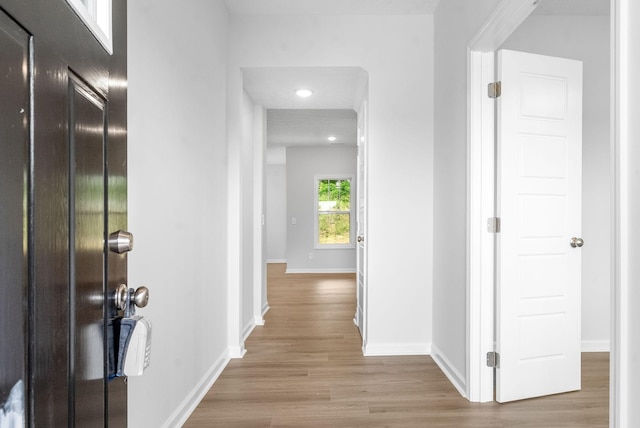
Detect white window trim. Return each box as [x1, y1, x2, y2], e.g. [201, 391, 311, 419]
[314, 174, 356, 250]
[66, 0, 113, 54]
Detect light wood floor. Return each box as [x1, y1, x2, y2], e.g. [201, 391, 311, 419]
[184, 264, 609, 427]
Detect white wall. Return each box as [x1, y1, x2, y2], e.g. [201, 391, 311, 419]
[433, 0, 502, 387]
[241, 90, 255, 338]
[501, 15, 611, 350]
[266, 148, 287, 262]
[286, 146, 357, 272]
[229, 14, 434, 354]
[127, 1, 230, 426]
[253, 105, 268, 323]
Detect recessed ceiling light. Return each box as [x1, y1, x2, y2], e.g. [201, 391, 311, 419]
[328, 136, 337, 142]
[295, 89, 313, 98]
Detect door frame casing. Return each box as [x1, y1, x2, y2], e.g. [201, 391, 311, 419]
[466, 0, 538, 403]
[611, 1, 640, 425]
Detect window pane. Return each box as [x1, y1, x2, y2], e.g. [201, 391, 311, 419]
[317, 179, 350, 212]
[318, 213, 350, 244]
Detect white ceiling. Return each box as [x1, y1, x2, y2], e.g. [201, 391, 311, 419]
[533, 0, 610, 16]
[243, 67, 365, 148]
[267, 110, 357, 147]
[225, 0, 609, 16]
[243, 67, 366, 110]
[241, 0, 609, 149]
[225, 0, 441, 16]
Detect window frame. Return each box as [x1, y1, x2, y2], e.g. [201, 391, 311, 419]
[66, 0, 113, 54]
[314, 174, 356, 250]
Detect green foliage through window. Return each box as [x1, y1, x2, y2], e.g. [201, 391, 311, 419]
[317, 179, 351, 245]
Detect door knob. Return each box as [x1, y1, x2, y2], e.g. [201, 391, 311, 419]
[114, 284, 149, 312]
[570, 237, 584, 248]
[109, 230, 134, 254]
[357, 236, 364, 243]
[132, 287, 150, 308]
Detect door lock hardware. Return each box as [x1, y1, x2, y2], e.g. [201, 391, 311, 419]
[115, 284, 149, 317]
[109, 230, 134, 254]
[570, 237, 584, 248]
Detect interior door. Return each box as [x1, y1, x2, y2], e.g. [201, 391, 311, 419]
[496, 49, 583, 402]
[0, 0, 128, 426]
[355, 101, 368, 345]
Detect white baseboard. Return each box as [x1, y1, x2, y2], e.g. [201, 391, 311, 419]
[582, 340, 611, 352]
[363, 342, 430, 356]
[242, 321, 257, 342]
[285, 268, 357, 274]
[430, 343, 467, 398]
[228, 343, 246, 359]
[242, 309, 271, 342]
[267, 259, 287, 264]
[261, 302, 270, 318]
[161, 351, 230, 428]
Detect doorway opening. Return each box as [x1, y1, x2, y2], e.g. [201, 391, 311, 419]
[238, 66, 369, 352]
[467, 0, 611, 405]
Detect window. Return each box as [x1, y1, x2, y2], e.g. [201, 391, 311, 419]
[315, 176, 354, 248]
[66, 0, 113, 54]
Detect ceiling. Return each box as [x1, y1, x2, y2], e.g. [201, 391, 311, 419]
[267, 110, 357, 147]
[243, 67, 366, 110]
[533, 0, 610, 16]
[225, 0, 441, 16]
[225, 0, 609, 16]
[243, 67, 366, 148]
[240, 0, 609, 150]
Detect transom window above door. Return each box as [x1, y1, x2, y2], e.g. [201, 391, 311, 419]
[66, 0, 112, 53]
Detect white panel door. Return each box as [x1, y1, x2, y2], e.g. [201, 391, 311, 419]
[496, 49, 583, 403]
[355, 101, 368, 344]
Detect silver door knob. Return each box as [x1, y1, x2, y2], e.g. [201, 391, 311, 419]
[109, 230, 134, 254]
[133, 287, 150, 308]
[114, 284, 150, 311]
[357, 236, 364, 243]
[570, 237, 584, 248]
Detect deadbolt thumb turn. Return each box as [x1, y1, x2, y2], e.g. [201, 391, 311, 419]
[570, 237, 584, 248]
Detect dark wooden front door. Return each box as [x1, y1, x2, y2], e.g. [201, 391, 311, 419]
[0, 1, 127, 426]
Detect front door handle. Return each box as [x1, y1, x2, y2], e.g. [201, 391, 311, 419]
[115, 284, 149, 313]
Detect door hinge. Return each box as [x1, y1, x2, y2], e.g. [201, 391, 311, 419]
[487, 351, 500, 368]
[487, 217, 501, 233]
[488, 81, 502, 98]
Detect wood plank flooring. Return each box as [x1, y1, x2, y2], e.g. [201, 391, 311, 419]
[184, 263, 609, 427]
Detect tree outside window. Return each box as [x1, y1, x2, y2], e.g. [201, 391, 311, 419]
[315, 177, 353, 246]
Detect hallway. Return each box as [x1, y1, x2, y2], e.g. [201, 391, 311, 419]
[184, 264, 608, 427]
